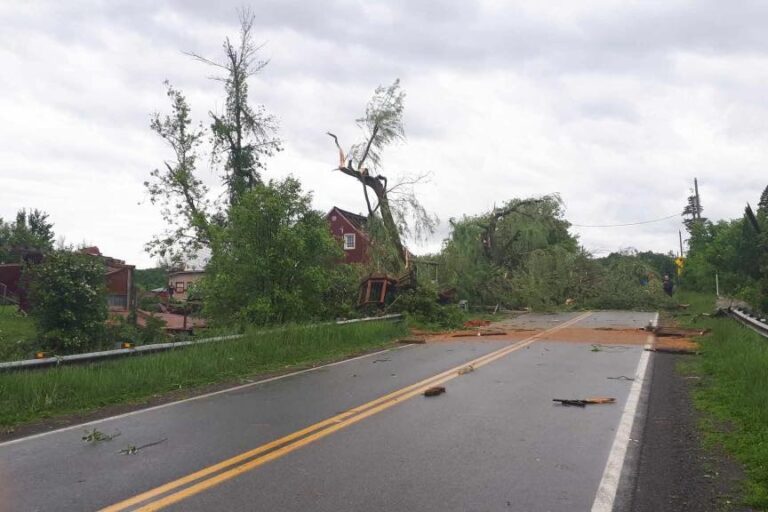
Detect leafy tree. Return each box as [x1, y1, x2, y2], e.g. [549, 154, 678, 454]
[758, 183, 768, 218]
[510, 246, 599, 309]
[588, 258, 673, 310]
[439, 195, 580, 306]
[146, 84, 211, 258]
[146, 10, 280, 259]
[600, 249, 676, 279]
[134, 268, 168, 291]
[0, 209, 55, 263]
[203, 177, 349, 326]
[328, 79, 436, 271]
[27, 250, 107, 352]
[187, 8, 281, 206]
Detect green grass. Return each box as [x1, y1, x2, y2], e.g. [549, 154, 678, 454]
[674, 290, 768, 508]
[0, 305, 36, 361]
[0, 320, 407, 428]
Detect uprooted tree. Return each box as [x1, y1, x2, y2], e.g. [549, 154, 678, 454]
[328, 79, 436, 272]
[145, 9, 280, 260]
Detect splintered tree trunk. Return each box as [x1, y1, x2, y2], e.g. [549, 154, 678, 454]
[334, 162, 407, 271]
[373, 185, 406, 271]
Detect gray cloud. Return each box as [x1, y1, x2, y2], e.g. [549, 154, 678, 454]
[2, 1, 768, 266]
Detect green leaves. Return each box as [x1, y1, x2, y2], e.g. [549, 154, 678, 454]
[27, 251, 107, 352]
[0, 209, 55, 263]
[203, 178, 350, 326]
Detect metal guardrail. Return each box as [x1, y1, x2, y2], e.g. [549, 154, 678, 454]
[0, 314, 404, 372]
[728, 307, 768, 339]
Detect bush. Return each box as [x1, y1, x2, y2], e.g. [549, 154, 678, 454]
[139, 294, 163, 311]
[322, 264, 363, 320]
[27, 251, 107, 353]
[393, 282, 465, 329]
[140, 315, 167, 344]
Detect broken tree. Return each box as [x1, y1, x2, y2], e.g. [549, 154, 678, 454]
[328, 79, 436, 272]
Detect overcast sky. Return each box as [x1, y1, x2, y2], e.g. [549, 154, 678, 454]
[2, 0, 767, 268]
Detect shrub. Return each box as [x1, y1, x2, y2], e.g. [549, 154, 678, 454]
[27, 251, 107, 353]
[393, 282, 465, 329]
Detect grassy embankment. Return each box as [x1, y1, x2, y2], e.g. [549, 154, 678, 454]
[0, 305, 36, 362]
[674, 290, 768, 508]
[0, 320, 406, 429]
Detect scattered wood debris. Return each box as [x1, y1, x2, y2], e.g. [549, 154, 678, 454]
[655, 326, 709, 337]
[451, 330, 507, 337]
[457, 365, 474, 375]
[423, 386, 446, 397]
[646, 347, 700, 355]
[553, 397, 616, 407]
[648, 336, 701, 355]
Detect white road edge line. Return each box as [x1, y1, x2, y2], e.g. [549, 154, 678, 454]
[590, 312, 657, 512]
[0, 344, 413, 449]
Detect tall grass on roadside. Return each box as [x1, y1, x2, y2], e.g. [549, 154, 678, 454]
[0, 320, 406, 428]
[676, 291, 768, 508]
[0, 305, 36, 362]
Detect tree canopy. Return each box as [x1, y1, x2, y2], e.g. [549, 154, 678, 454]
[203, 177, 350, 326]
[0, 208, 55, 263]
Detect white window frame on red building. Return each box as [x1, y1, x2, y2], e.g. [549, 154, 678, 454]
[343, 233, 356, 250]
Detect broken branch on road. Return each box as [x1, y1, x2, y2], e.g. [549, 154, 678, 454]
[553, 397, 616, 407]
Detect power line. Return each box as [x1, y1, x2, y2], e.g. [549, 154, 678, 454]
[570, 213, 680, 228]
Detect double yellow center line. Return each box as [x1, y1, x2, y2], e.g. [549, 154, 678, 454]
[101, 311, 592, 511]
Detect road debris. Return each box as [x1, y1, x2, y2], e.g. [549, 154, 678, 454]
[590, 344, 630, 352]
[119, 438, 167, 455]
[397, 337, 426, 344]
[451, 330, 507, 337]
[457, 365, 474, 375]
[654, 326, 709, 337]
[553, 397, 616, 407]
[646, 347, 700, 355]
[607, 376, 635, 381]
[82, 428, 120, 443]
[423, 386, 446, 397]
[648, 336, 700, 354]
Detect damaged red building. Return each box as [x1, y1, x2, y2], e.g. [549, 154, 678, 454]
[326, 207, 371, 264]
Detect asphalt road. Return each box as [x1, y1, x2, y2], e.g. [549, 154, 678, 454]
[0, 310, 656, 512]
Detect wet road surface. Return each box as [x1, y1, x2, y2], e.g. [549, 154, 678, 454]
[1, 310, 656, 512]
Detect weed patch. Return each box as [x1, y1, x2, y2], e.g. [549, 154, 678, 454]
[0, 306, 36, 361]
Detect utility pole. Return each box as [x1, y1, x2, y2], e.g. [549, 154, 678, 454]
[694, 177, 701, 220]
[678, 230, 684, 257]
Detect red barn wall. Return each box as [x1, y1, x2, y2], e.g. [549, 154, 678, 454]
[106, 267, 130, 295]
[327, 211, 369, 264]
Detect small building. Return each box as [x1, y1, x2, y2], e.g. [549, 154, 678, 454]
[326, 207, 371, 264]
[80, 247, 135, 312]
[168, 270, 205, 301]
